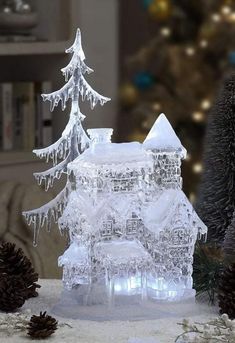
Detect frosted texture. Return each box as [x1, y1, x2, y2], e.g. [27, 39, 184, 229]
[23, 28, 110, 244]
[58, 115, 207, 303]
[23, 28, 207, 306]
[143, 113, 187, 158]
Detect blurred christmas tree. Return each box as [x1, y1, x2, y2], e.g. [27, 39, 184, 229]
[119, 0, 235, 198]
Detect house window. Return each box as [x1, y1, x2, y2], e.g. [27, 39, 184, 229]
[93, 177, 104, 191]
[126, 219, 139, 235]
[112, 178, 136, 192]
[172, 228, 189, 245]
[101, 220, 113, 237]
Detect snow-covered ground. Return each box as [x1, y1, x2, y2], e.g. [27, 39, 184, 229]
[1, 279, 218, 343]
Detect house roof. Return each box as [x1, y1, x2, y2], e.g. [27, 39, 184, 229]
[142, 189, 207, 236]
[143, 113, 187, 158]
[69, 142, 151, 169]
[58, 242, 89, 267]
[94, 240, 153, 266]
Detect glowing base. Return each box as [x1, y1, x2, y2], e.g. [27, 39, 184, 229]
[51, 283, 197, 320]
[147, 287, 196, 302]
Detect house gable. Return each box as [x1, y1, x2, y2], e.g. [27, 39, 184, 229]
[141, 189, 206, 237]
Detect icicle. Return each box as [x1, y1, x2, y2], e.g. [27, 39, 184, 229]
[33, 112, 78, 164]
[23, 182, 70, 241]
[34, 155, 70, 190]
[33, 216, 40, 247]
[41, 213, 46, 227]
[61, 55, 93, 81]
[91, 98, 98, 109]
[42, 76, 74, 111]
[46, 217, 52, 232]
[79, 75, 111, 108]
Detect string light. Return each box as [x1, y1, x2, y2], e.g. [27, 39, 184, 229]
[185, 47, 195, 56]
[201, 99, 211, 110]
[192, 163, 203, 174]
[192, 111, 204, 122]
[199, 40, 208, 49]
[142, 120, 150, 129]
[160, 27, 171, 37]
[211, 13, 221, 22]
[152, 102, 162, 111]
[185, 153, 192, 162]
[228, 12, 235, 22]
[189, 193, 196, 203]
[221, 5, 232, 15]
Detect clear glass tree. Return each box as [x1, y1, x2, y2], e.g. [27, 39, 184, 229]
[23, 29, 110, 247]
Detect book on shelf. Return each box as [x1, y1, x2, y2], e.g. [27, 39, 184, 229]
[35, 81, 52, 148]
[0, 83, 13, 150]
[0, 80, 53, 152]
[13, 82, 35, 150]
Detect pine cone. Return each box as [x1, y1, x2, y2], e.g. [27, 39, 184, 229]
[0, 242, 40, 299]
[218, 263, 235, 319]
[0, 274, 26, 312]
[27, 312, 58, 339]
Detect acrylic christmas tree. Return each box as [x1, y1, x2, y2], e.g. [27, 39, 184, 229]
[23, 28, 207, 312]
[23, 28, 110, 246]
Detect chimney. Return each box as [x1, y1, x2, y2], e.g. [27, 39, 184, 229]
[87, 128, 113, 145]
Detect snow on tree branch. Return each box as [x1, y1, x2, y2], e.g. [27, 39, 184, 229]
[61, 57, 93, 82]
[79, 75, 111, 109]
[33, 136, 70, 166]
[23, 183, 70, 246]
[34, 154, 71, 191]
[65, 28, 85, 58]
[33, 114, 82, 165]
[42, 76, 74, 111]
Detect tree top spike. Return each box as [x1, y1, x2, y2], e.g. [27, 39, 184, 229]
[66, 28, 85, 61]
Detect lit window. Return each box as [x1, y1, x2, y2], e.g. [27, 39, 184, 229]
[126, 219, 139, 235]
[101, 221, 113, 237]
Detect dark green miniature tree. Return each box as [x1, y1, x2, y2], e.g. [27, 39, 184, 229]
[196, 73, 235, 244]
[218, 211, 235, 319]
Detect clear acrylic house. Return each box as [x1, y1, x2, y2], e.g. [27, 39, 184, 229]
[58, 113, 207, 304]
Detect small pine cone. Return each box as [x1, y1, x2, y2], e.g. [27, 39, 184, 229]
[218, 263, 235, 319]
[27, 312, 58, 339]
[0, 242, 40, 299]
[0, 274, 26, 312]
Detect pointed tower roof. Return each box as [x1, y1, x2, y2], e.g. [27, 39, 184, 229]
[143, 113, 187, 158]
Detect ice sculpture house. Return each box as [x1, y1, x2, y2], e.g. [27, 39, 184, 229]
[23, 28, 207, 306]
[58, 115, 207, 303]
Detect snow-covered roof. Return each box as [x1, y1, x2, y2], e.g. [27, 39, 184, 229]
[142, 189, 207, 236]
[143, 113, 187, 158]
[61, 190, 110, 228]
[69, 141, 152, 167]
[94, 240, 152, 266]
[63, 192, 141, 231]
[58, 242, 89, 267]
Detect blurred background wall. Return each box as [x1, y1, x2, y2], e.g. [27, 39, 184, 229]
[0, 0, 235, 277]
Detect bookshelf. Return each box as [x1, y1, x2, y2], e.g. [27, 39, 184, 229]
[0, 151, 38, 166]
[0, 0, 118, 184]
[0, 41, 67, 56]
